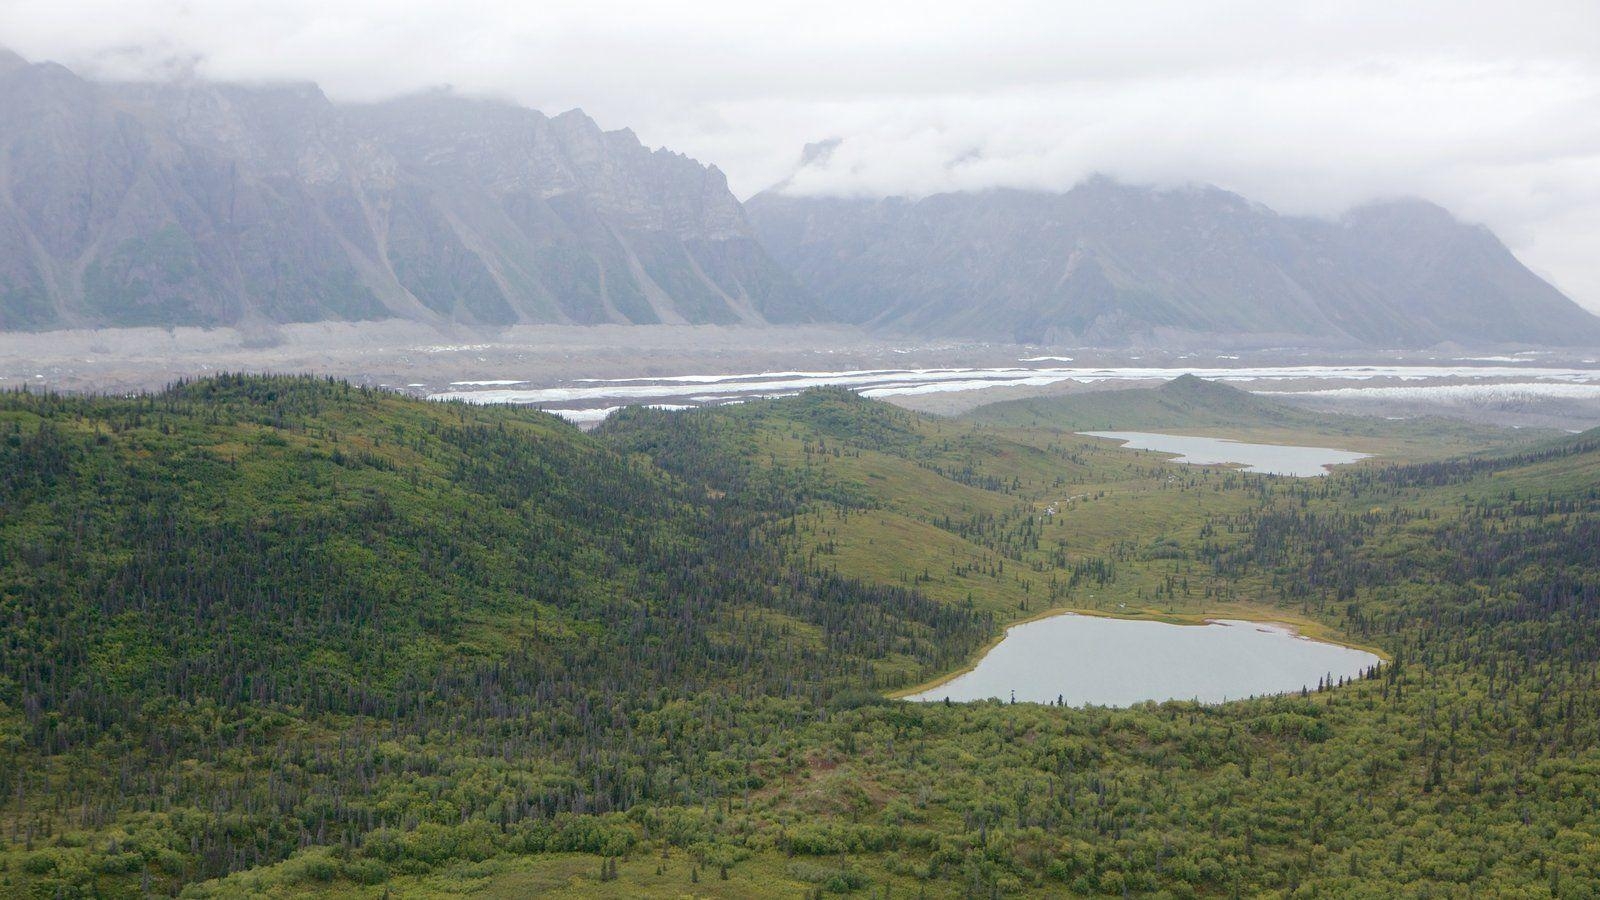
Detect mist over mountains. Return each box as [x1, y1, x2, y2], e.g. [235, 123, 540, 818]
[747, 177, 1600, 348]
[0, 48, 810, 332]
[3, 48, 1598, 349]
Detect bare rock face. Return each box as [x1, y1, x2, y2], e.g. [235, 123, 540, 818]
[748, 176, 1600, 348]
[0, 51, 812, 330]
[8, 43, 1593, 350]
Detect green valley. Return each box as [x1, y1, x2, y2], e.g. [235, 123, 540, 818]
[2, 375, 1599, 897]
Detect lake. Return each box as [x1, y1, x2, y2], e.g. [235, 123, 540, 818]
[1081, 431, 1372, 476]
[902, 613, 1381, 706]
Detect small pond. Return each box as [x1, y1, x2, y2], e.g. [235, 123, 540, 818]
[1080, 431, 1372, 477]
[903, 613, 1381, 706]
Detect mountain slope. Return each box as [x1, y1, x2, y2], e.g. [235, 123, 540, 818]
[0, 376, 987, 893]
[747, 177, 1600, 348]
[0, 52, 813, 331]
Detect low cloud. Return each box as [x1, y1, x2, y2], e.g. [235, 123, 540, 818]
[3, 0, 1598, 308]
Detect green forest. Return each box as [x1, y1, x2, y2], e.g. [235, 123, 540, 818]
[2, 374, 1598, 897]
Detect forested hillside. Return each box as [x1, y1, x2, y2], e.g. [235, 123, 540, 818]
[0, 378, 986, 896]
[3, 377, 1599, 897]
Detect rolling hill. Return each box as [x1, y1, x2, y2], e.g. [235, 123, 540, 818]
[4, 344, 1600, 898]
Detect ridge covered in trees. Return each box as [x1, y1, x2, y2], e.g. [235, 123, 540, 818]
[2, 376, 1597, 897]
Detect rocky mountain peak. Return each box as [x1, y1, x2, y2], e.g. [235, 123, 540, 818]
[0, 55, 814, 331]
[748, 175, 1600, 348]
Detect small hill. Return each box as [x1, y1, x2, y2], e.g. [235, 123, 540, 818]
[964, 375, 1317, 431]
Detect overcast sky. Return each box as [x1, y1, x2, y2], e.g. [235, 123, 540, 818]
[4, 1, 1598, 309]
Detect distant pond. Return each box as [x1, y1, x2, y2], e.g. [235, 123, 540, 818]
[902, 613, 1382, 706]
[1080, 431, 1372, 477]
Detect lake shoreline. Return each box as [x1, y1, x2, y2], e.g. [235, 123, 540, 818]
[887, 604, 1390, 702]
[1079, 430, 1374, 477]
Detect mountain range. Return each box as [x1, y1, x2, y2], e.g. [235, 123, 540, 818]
[746, 176, 1600, 347]
[3, 47, 1598, 348]
[0, 47, 810, 331]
